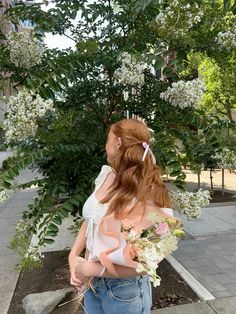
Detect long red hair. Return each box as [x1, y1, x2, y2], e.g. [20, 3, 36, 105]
[102, 119, 171, 218]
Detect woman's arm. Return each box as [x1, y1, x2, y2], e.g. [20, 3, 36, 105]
[76, 259, 145, 281]
[68, 221, 87, 286]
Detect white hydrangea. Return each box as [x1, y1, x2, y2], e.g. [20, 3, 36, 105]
[156, 1, 204, 39]
[0, 190, 8, 203]
[114, 52, 147, 87]
[213, 148, 236, 171]
[3, 89, 54, 144]
[171, 189, 211, 220]
[7, 32, 44, 69]
[158, 232, 178, 257]
[136, 243, 162, 287]
[215, 30, 236, 51]
[160, 79, 205, 109]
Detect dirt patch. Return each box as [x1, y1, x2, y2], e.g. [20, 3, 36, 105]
[8, 250, 199, 313]
[210, 190, 236, 203]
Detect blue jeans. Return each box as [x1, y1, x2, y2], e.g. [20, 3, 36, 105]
[84, 275, 152, 314]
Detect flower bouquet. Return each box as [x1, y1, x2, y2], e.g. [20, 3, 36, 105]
[120, 212, 185, 287]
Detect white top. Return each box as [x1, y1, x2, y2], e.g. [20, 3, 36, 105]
[82, 165, 112, 258]
[82, 165, 174, 269]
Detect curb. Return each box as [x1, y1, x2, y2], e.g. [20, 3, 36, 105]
[206, 201, 236, 207]
[166, 255, 215, 301]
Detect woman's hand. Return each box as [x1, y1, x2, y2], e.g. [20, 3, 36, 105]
[69, 255, 84, 290]
[75, 257, 91, 284]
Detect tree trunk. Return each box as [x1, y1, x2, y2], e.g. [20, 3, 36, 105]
[222, 168, 225, 195]
[225, 101, 233, 121]
[210, 169, 214, 194]
[198, 171, 201, 190]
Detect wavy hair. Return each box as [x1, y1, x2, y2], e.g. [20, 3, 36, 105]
[101, 119, 171, 219]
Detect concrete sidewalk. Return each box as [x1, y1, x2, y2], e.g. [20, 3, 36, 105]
[174, 204, 236, 298]
[152, 296, 236, 313]
[0, 169, 39, 314]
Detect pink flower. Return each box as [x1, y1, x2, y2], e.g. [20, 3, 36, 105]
[155, 222, 170, 235]
[121, 219, 134, 230]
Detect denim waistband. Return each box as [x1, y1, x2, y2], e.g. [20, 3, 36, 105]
[91, 275, 146, 289]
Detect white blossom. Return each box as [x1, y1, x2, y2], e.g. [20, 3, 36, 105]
[160, 79, 205, 109]
[136, 262, 146, 273]
[7, 32, 44, 68]
[3, 89, 54, 144]
[215, 30, 236, 51]
[0, 190, 8, 203]
[135, 242, 162, 286]
[171, 189, 211, 220]
[24, 244, 44, 262]
[15, 219, 29, 233]
[147, 211, 166, 224]
[114, 52, 147, 87]
[147, 269, 161, 287]
[156, 1, 204, 39]
[158, 232, 178, 257]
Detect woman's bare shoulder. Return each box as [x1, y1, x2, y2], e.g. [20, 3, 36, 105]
[144, 201, 174, 218]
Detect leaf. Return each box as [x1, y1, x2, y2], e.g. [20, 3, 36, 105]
[70, 10, 77, 19]
[135, 0, 159, 12]
[63, 202, 74, 211]
[39, 85, 52, 99]
[224, 0, 231, 10]
[58, 207, 69, 218]
[44, 238, 55, 244]
[154, 58, 166, 70]
[232, 2, 236, 13]
[39, 216, 51, 230]
[47, 77, 61, 91]
[45, 230, 57, 237]
[68, 198, 80, 207]
[51, 215, 62, 225]
[169, 170, 181, 177]
[48, 223, 59, 233]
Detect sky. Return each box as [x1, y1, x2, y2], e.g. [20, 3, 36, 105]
[38, 1, 77, 50]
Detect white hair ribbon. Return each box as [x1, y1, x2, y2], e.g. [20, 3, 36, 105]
[142, 142, 150, 161]
[142, 142, 156, 164]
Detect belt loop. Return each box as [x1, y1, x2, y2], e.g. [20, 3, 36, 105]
[101, 277, 105, 286]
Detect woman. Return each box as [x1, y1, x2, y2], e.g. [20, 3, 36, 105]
[69, 119, 173, 314]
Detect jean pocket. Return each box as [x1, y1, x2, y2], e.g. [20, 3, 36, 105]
[109, 281, 140, 302]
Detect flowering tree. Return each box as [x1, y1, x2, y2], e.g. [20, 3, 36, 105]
[0, 0, 235, 267]
[7, 32, 44, 69]
[3, 89, 54, 143]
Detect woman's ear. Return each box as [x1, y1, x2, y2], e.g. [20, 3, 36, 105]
[117, 137, 122, 149]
